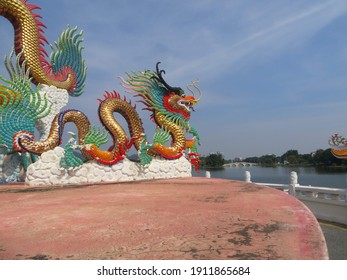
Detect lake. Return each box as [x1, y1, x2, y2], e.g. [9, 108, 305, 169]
[193, 166, 347, 189]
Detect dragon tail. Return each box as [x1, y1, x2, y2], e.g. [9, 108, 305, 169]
[49, 26, 87, 97]
[0, 0, 86, 96]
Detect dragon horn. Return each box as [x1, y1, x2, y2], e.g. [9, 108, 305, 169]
[155, 62, 184, 95]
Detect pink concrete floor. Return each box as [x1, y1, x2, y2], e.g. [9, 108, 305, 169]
[0, 177, 328, 260]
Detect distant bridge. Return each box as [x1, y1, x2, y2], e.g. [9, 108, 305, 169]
[223, 162, 258, 168]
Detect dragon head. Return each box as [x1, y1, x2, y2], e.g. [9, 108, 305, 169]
[162, 87, 200, 120]
[153, 62, 202, 121]
[121, 62, 201, 126]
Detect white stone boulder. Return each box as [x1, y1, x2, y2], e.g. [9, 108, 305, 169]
[25, 147, 192, 186]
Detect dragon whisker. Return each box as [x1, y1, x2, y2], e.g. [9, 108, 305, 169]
[187, 80, 202, 103]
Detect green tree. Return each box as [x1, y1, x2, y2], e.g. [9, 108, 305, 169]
[244, 156, 260, 163]
[281, 150, 299, 164]
[312, 149, 344, 166]
[204, 152, 225, 168]
[299, 153, 314, 165]
[259, 154, 277, 166]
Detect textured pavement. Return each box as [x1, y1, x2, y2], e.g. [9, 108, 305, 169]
[0, 178, 328, 260]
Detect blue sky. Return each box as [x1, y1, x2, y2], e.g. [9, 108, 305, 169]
[1, 0, 347, 159]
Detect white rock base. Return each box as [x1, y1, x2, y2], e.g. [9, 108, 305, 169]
[25, 147, 192, 186]
[35, 84, 69, 141]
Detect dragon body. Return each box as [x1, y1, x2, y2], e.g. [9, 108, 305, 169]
[13, 63, 201, 169]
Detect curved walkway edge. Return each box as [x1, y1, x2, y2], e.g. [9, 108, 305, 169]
[319, 221, 347, 260]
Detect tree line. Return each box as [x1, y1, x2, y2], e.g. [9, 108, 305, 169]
[200, 149, 347, 168]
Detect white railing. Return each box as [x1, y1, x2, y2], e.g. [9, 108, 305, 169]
[207, 170, 347, 225]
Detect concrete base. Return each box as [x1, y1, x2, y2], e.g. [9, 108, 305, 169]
[0, 178, 328, 260]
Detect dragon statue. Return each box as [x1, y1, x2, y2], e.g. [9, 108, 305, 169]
[0, 0, 201, 181]
[10, 62, 201, 171]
